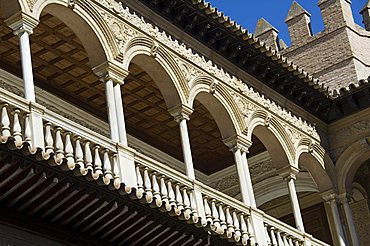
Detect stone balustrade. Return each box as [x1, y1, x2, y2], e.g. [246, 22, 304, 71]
[0, 87, 329, 246]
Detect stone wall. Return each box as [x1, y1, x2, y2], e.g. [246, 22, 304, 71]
[255, 0, 370, 91]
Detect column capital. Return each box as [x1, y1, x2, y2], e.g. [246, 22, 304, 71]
[278, 165, 299, 181]
[320, 190, 338, 204]
[337, 193, 352, 205]
[93, 61, 129, 85]
[168, 104, 193, 122]
[223, 134, 252, 153]
[5, 12, 39, 36]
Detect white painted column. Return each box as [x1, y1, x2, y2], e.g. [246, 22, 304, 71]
[323, 193, 347, 246]
[233, 147, 251, 205]
[105, 79, 119, 142]
[17, 30, 35, 102]
[169, 105, 196, 180]
[241, 151, 256, 208]
[113, 82, 128, 146]
[178, 117, 195, 180]
[6, 15, 39, 102]
[285, 174, 305, 232]
[339, 194, 359, 246]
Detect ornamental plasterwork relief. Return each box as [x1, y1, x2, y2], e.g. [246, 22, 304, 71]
[92, 0, 320, 143]
[174, 58, 204, 83]
[26, 0, 37, 10]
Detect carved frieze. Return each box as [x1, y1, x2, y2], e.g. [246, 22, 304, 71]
[92, 0, 320, 147]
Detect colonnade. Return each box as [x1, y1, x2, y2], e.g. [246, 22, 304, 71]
[3, 10, 361, 245]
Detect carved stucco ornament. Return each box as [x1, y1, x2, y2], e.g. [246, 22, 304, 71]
[92, 0, 320, 143]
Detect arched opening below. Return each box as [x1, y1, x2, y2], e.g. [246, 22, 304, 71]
[252, 125, 290, 169]
[259, 192, 333, 245]
[0, 12, 108, 122]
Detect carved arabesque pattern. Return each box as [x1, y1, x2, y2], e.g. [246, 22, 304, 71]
[91, 0, 320, 153]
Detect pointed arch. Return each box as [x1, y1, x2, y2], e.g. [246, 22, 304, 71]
[188, 77, 241, 139]
[247, 110, 294, 169]
[121, 36, 188, 109]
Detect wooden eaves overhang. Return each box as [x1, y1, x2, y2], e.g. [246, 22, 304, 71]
[131, 0, 370, 123]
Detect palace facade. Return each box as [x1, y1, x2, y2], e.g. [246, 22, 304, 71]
[0, 0, 369, 245]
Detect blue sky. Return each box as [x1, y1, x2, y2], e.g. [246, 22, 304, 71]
[208, 0, 367, 45]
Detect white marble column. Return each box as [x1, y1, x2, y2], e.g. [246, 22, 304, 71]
[232, 146, 251, 205]
[6, 14, 39, 102]
[339, 193, 359, 246]
[104, 79, 119, 142]
[280, 167, 305, 232]
[169, 105, 195, 180]
[241, 151, 256, 207]
[322, 193, 347, 246]
[113, 82, 128, 146]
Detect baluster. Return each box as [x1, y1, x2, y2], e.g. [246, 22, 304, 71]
[240, 214, 250, 245]
[189, 191, 199, 223]
[218, 203, 227, 231]
[92, 145, 102, 178]
[1, 103, 11, 140]
[204, 197, 212, 224]
[225, 206, 235, 238]
[159, 175, 168, 210]
[111, 154, 121, 189]
[277, 231, 284, 246]
[143, 167, 153, 203]
[74, 136, 86, 175]
[63, 131, 75, 170]
[264, 223, 272, 246]
[54, 127, 64, 165]
[103, 149, 113, 183]
[182, 188, 191, 220]
[151, 172, 161, 207]
[12, 109, 22, 147]
[270, 227, 278, 246]
[167, 180, 176, 210]
[84, 141, 93, 172]
[282, 233, 289, 246]
[246, 215, 255, 246]
[211, 199, 221, 233]
[134, 165, 144, 199]
[175, 183, 183, 214]
[294, 240, 300, 246]
[288, 237, 294, 246]
[44, 122, 54, 155]
[233, 211, 241, 242]
[24, 114, 31, 145]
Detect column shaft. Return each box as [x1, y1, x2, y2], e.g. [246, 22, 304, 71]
[286, 177, 305, 232]
[241, 151, 256, 207]
[329, 200, 346, 246]
[234, 148, 251, 205]
[342, 200, 359, 246]
[19, 31, 35, 102]
[178, 119, 195, 180]
[105, 79, 119, 142]
[113, 83, 128, 146]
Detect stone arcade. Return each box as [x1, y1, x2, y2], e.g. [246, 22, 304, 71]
[0, 0, 369, 245]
